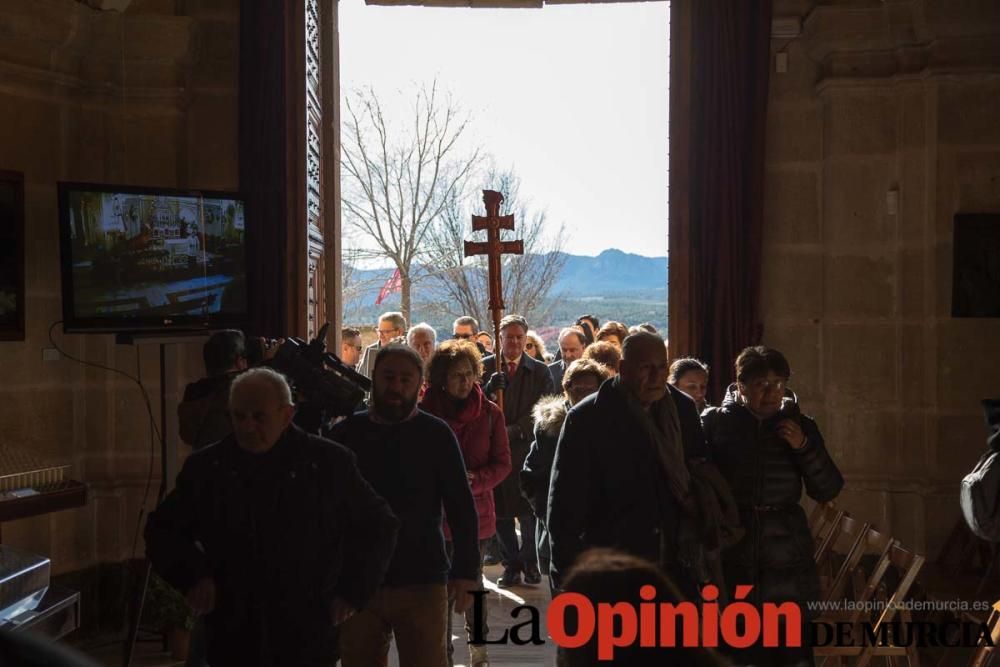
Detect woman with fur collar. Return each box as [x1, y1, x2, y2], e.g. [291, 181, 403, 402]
[520, 359, 611, 588]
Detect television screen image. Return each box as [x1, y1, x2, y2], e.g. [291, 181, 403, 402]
[58, 183, 248, 332]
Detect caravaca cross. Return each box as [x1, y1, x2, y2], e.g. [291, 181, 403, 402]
[464, 190, 523, 411]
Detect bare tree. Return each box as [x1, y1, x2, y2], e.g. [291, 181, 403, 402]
[423, 165, 568, 328]
[340, 81, 481, 324]
[339, 246, 388, 326]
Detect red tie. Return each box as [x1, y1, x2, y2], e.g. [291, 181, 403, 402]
[507, 361, 517, 378]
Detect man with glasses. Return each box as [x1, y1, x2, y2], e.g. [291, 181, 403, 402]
[453, 315, 488, 357]
[340, 327, 363, 368]
[452, 316, 479, 341]
[357, 312, 407, 380]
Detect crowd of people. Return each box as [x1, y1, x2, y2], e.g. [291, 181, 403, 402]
[154, 311, 844, 667]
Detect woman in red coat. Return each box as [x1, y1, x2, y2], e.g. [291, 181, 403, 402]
[421, 339, 512, 667]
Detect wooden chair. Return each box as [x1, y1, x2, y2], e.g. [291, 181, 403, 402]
[820, 513, 872, 604]
[968, 602, 1000, 667]
[814, 527, 925, 667]
[812, 503, 847, 593]
[810, 503, 847, 570]
[810, 501, 844, 545]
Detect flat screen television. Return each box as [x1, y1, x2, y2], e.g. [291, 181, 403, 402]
[58, 182, 248, 333]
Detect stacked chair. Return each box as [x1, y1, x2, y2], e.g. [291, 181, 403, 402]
[805, 502, 1000, 666]
[808, 502, 925, 666]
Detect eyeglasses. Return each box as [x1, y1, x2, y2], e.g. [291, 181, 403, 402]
[747, 378, 788, 393]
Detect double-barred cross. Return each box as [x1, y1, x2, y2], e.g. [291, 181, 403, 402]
[463, 190, 524, 320]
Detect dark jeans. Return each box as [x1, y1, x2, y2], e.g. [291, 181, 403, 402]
[495, 516, 537, 572]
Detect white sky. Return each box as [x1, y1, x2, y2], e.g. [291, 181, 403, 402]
[338, 0, 670, 258]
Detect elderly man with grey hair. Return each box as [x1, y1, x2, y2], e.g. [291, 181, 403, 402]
[145, 367, 399, 667]
[406, 322, 437, 366]
[548, 332, 711, 599]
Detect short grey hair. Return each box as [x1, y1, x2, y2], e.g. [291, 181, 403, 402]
[620, 331, 665, 361]
[407, 322, 437, 346]
[453, 316, 479, 331]
[230, 367, 294, 407]
[378, 311, 407, 332]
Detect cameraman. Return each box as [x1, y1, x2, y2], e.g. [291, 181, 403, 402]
[178, 330, 248, 450]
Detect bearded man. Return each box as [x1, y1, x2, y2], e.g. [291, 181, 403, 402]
[328, 344, 480, 667]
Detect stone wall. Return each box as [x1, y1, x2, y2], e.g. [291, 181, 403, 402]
[764, 0, 1000, 556]
[0, 0, 238, 574]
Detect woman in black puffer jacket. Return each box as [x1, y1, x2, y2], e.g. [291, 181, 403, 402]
[702, 346, 843, 667]
[520, 358, 610, 589]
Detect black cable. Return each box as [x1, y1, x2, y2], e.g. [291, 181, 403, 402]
[47, 322, 162, 545]
[128, 349, 157, 563]
[46, 320, 164, 648]
[47, 321, 165, 451]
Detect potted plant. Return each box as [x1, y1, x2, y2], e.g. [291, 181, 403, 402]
[143, 572, 196, 660]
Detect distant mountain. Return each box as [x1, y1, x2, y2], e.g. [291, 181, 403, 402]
[344, 248, 669, 336]
[346, 248, 667, 303]
[550, 249, 667, 295]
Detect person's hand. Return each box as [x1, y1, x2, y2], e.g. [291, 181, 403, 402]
[329, 597, 357, 626]
[777, 418, 807, 450]
[484, 372, 507, 397]
[448, 578, 479, 614]
[185, 577, 216, 615]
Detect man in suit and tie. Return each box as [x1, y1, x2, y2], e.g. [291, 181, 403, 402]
[482, 314, 555, 587]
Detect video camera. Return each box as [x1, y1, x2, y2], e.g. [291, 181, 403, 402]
[248, 323, 371, 424]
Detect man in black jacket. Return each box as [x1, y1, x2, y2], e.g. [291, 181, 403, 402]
[547, 327, 587, 389]
[177, 330, 247, 450]
[482, 314, 556, 587]
[548, 331, 708, 595]
[145, 367, 399, 667]
[329, 344, 480, 667]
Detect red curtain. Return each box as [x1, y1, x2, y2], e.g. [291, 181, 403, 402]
[689, 0, 772, 402]
[240, 1, 292, 338]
